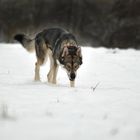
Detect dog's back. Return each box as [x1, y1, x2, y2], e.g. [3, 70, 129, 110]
[36, 28, 77, 56]
[36, 28, 65, 48]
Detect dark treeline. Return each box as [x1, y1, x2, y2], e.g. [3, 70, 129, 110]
[0, 0, 140, 49]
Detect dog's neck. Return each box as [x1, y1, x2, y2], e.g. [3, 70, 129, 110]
[63, 45, 77, 56]
[67, 46, 77, 56]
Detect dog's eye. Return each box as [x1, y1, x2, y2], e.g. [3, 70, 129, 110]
[67, 65, 71, 69]
[66, 65, 71, 71]
[74, 64, 79, 70]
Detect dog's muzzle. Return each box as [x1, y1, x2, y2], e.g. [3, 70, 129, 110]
[69, 73, 76, 81]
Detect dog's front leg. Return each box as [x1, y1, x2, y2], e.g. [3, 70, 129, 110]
[47, 49, 54, 83]
[47, 67, 53, 83]
[52, 63, 59, 84]
[47, 61, 58, 84]
[70, 81, 75, 87]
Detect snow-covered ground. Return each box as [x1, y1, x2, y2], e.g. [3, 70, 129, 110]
[0, 44, 140, 140]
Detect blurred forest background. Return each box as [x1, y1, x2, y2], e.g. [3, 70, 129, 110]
[0, 0, 140, 49]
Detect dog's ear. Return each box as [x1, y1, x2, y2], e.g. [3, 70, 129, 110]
[79, 56, 83, 65]
[76, 47, 82, 65]
[14, 34, 25, 44]
[76, 47, 82, 57]
[62, 47, 68, 57]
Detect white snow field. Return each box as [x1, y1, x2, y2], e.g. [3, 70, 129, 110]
[0, 44, 140, 140]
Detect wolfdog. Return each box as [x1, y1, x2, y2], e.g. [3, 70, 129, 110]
[14, 28, 82, 87]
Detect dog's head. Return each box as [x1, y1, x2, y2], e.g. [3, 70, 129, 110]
[60, 46, 82, 81]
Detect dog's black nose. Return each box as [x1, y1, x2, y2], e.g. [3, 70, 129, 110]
[70, 73, 76, 81]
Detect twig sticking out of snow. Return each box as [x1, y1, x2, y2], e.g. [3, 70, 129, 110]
[91, 82, 100, 92]
[0, 103, 16, 121]
[0, 104, 9, 119]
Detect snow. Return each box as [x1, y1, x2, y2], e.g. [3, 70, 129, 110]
[0, 44, 140, 140]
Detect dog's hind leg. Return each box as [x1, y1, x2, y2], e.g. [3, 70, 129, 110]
[35, 55, 47, 81]
[34, 38, 48, 81]
[34, 59, 41, 81]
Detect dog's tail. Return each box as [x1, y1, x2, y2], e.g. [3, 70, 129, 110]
[14, 34, 35, 52]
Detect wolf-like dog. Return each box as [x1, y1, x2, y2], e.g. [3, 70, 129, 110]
[14, 28, 82, 87]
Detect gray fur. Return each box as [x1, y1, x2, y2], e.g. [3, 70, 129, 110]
[14, 27, 83, 87]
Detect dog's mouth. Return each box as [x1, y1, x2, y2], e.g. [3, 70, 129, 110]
[69, 73, 76, 81]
